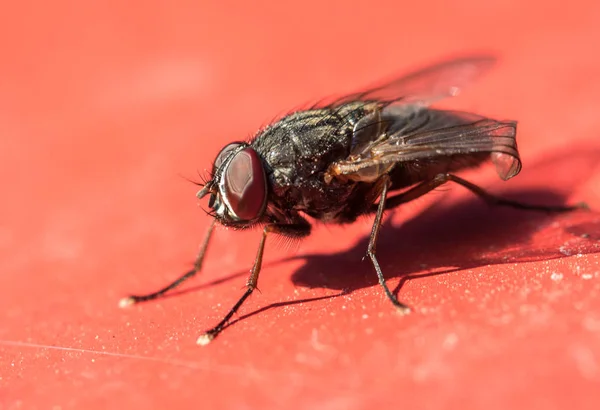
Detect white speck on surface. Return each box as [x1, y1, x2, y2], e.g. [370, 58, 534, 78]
[551, 272, 564, 282]
[582, 273, 593, 280]
[362, 314, 369, 319]
[559, 246, 572, 256]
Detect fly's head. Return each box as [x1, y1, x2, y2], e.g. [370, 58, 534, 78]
[197, 142, 268, 227]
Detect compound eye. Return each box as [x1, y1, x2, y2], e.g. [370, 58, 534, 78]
[222, 147, 267, 221]
[213, 143, 242, 172]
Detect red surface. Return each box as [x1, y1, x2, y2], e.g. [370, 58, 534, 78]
[1, 1, 600, 409]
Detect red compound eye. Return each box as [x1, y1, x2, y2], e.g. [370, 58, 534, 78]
[222, 147, 267, 221]
[213, 143, 242, 171]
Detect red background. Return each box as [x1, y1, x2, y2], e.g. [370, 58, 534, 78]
[1, 1, 600, 409]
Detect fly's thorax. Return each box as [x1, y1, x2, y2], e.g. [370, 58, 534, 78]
[251, 106, 362, 185]
[247, 105, 376, 217]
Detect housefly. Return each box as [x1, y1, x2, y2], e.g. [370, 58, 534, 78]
[120, 54, 583, 345]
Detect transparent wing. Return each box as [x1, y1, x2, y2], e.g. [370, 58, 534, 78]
[330, 114, 521, 182]
[375, 118, 520, 180]
[315, 54, 497, 109]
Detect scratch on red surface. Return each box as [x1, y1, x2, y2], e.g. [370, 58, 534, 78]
[0, 340, 246, 373]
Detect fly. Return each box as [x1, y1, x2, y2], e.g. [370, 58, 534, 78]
[120, 54, 585, 345]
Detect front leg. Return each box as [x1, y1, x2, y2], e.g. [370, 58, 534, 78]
[197, 216, 311, 345]
[120, 219, 217, 306]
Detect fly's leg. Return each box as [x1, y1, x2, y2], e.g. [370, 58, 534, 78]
[381, 173, 588, 212]
[119, 220, 216, 307]
[368, 175, 412, 314]
[197, 221, 311, 345]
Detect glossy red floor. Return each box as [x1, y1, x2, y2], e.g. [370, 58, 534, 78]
[1, 1, 600, 409]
